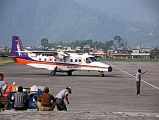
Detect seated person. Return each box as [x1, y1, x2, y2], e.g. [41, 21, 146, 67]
[0, 73, 9, 110]
[14, 86, 28, 110]
[37, 87, 55, 111]
[28, 85, 39, 109]
[0, 73, 8, 96]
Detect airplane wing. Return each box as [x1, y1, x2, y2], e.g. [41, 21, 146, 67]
[15, 50, 58, 55]
[14, 50, 69, 59]
[57, 51, 69, 59]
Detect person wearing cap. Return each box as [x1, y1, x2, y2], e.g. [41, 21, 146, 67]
[37, 87, 56, 111]
[136, 69, 148, 96]
[55, 87, 72, 111]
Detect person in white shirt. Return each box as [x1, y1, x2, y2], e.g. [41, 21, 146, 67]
[0, 73, 8, 96]
[55, 87, 72, 111]
[136, 69, 148, 96]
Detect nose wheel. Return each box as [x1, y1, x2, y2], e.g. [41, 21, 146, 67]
[99, 71, 104, 77]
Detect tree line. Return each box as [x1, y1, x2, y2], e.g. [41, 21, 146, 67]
[42, 35, 126, 52]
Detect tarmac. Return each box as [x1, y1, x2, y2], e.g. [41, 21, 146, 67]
[0, 62, 159, 120]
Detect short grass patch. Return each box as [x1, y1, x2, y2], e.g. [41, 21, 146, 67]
[0, 57, 14, 65]
[98, 57, 159, 62]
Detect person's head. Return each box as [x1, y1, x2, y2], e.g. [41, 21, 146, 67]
[0, 73, 4, 81]
[138, 69, 142, 73]
[66, 86, 72, 94]
[18, 86, 23, 92]
[44, 87, 49, 93]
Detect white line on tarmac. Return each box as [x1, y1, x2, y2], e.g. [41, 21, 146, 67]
[108, 62, 159, 90]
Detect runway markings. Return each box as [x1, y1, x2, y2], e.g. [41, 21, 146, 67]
[108, 62, 159, 90]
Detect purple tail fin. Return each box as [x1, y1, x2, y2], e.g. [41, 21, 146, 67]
[10, 36, 25, 57]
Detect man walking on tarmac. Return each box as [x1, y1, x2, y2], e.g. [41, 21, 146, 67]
[55, 87, 72, 111]
[136, 69, 148, 96]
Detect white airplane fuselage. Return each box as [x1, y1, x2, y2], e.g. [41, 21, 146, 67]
[27, 52, 111, 72]
[11, 36, 112, 76]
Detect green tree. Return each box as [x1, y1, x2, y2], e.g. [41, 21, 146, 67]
[150, 47, 159, 58]
[41, 38, 49, 48]
[103, 40, 114, 51]
[113, 35, 125, 50]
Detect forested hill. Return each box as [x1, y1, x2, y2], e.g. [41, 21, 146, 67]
[0, 0, 158, 47]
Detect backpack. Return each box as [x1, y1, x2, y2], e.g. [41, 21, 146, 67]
[28, 94, 37, 109]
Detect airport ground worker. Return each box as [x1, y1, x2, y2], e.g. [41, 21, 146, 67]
[55, 87, 72, 111]
[37, 87, 56, 111]
[136, 69, 148, 96]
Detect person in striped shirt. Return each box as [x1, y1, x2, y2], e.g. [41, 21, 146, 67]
[14, 86, 28, 110]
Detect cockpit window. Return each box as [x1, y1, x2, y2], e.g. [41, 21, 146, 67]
[86, 57, 97, 63]
[88, 57, 97, 62]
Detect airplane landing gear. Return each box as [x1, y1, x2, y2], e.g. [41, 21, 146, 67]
[99, 71, 104, 77]
[67, 71, 72, 76]
[50, 66, 57, 76]
[50, 71, 56, 76]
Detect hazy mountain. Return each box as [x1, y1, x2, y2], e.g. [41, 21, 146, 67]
[75, 0, 159, 26]
[0, 0, 159, 48]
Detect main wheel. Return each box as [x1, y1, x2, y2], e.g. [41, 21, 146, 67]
[50, 71, 56, 76]
[50, 66, 57, 76]
[99, 71, 104, 77]
[100, 73, 104, 77]
[67, 71, 72, 76]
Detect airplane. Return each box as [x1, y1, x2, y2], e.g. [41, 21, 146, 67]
[10, 36, 112, 77]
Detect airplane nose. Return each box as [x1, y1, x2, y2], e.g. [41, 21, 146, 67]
[108, 66, 112, 72]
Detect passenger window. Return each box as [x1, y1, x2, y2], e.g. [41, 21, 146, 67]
[79, 59, 81, 62]
[44, 58, 47, 61]
[75, 59, 77, 62]
[39, 58, 41, 61]
[70, 59, 73, 62]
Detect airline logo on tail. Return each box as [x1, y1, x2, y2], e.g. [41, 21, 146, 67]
[11, 36, 26, 57]
[15, 39, 22, 56]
